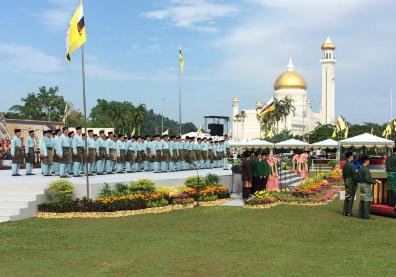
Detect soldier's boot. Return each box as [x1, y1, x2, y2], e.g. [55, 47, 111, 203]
[359, 201, 364, 219]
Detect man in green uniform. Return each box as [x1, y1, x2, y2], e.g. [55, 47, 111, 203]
[250, 152, 260, 194]
[342, 152, 357, 216]
[386, 147, 396, 207]
[356, 156, 381, 219]
[258, 153, 270, 191]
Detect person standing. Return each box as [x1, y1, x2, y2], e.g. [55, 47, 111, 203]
[356, 156, 381, 219]
[258, 153, 271, 191]
[168, 136, 176, 172]
[72, 127, 84, 177]
[106, 132, 117, 174]
[250, 152, 260, 194]
[96, 130, 107, 175]
[25, 130, 36, 175]
[145, 136, 153, 171]
[153, 135, 162, 173]
[241, 151, 252, 203]
[386, 147, 396, 207]
[52, 129, 61, 176]
[342, 152, 357, 216]
[223, 135, 231, 170]
[116, 134, 126, 173]
[57, 127, 72, 178]
[10, 129, 23, 176]
[40, 130, 54, 176]
[161, 135, 170, 172]
[86, 130, 96, 175]
[92, 133, 99, 174]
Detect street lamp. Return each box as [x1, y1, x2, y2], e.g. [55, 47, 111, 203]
[161, 98, 166, 134]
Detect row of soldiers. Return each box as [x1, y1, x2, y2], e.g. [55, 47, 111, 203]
[10, 127, 231, 178]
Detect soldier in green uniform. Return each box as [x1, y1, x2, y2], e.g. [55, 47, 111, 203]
[250, 152, 260, 194]
[386, 147, 396, 207]
[356, 156, 381, 219]
[342, 152, 357, 216]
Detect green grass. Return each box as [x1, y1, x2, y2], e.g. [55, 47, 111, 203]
[1, 200, 396, 276]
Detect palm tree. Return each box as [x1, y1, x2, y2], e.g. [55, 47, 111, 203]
[134, 104, 147, 135]
[239, 111, 247, 140]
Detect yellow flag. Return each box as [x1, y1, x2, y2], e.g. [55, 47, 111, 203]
[66, 1, 87, 61]
[131, 127, 136, 136]
[62, 104, 68, 124]
[179, 48, 184, 74]
[337, 116, 347, 131]
[331, 128, 337, 138]
[162, 129, 169, 136]
[344, 128, 349, 138]
[382, 124, 392, 137]
[196, 127, 202, 136]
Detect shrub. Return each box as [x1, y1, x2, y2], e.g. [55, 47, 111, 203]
[184, 176, 206, 189]
[98, 183, 113, 198]
[147, 198, 169, 208]
[199, 195, 217, 202]
[328, 160, 338, 169]
[47, 179, 74, 203]
[130, 179, 156, 194]
[113, 183, 130, 196]
[205, 173, 220, 186]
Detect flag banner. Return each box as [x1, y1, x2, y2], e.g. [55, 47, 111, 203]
[336, 116, 347, 131]
[131, 127, 136, 136]
[383, 124, 392, 137]
[331, 128, 337, 138]
[62, 104, 68, 124]
[257, 97, 275, 116]
[196, 127, 202, 136]
[162, 129, 169, 136]
[66, 1, 87, 61]
[179, 48, 184, 74]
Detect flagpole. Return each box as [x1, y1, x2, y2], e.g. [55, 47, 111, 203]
[81, 45, 90, 199]
[178, 67, 182, 136]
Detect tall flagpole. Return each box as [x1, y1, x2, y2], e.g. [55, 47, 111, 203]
[178, 63, 182, 135]
[81, 45, 90, 199]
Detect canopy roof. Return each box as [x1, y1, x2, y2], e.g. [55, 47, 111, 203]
[339, 133, 395, 148]
[275, 138, 309, 148]
[181, 132, 211, 139]
[310, 139, 338, 149]
[229, 139, 274, 148]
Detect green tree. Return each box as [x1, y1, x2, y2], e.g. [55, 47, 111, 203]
[305, 124, 334, 143]
[6, 86, 67, 121]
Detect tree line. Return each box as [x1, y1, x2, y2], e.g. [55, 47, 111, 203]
[5, 86, 197, 135]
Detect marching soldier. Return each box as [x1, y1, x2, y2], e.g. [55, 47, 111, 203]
[169, 135, 176, 171]
[175, 136, 182, 171]
[11, 129, 23, 176]
[342, 152, 357, 216]
[356, 156, 381, 219]
[92, 133, 99, 174]
[72, 127, 84, 177]
[87, 130, 96, 175]
[40, 130, 54, 176]
[146, 136, 154, 171]
[223, 135, 231, 170]
[116, 134, 126, 173]
[386, 147, 396, 207]
[25, 130, 36, 175]
[187, 136, 194, 170]
[57, 127, 72, 178]
[67, 131, 75, 175]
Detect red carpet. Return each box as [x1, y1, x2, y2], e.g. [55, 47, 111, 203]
[371, 204, 396, 218]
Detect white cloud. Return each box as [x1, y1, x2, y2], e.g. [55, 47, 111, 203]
[143, 0, 238, 32]
[36, 0, 80, 31]
[0, 43, 63, 73]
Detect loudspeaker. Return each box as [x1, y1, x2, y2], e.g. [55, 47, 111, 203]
[208, 124, 223, 136]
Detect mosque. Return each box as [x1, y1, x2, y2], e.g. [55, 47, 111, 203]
[231, 37, 336, 140]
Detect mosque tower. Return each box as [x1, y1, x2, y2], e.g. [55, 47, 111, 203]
[320, 37, 336, 124]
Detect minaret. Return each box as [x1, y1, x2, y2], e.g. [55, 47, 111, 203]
[320, 37, 336, 124]
[232, 96, 240, 140]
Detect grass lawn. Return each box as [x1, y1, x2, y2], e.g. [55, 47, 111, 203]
[1, 200, 396, 277]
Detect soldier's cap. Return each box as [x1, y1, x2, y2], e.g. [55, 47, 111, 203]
[190, 136, 195, 139]
[76, 127, 82, 130]
[93, 134, 98, 137]
[55, 128, 61, 133]
[145, 135, 150, 138]
[362, 155, 370, 162]
[99, 130, 105, 134]
[203, 137, 208, 140]
[124, 136, 128, 139]
[28, 130, 34, 134]
[170, 135, 176, 139]
[176, 136, 181, 139]
[88, 129, 94, 133]
[68, 132, 73, 136]
[393, 147, 396, 153]
[108, 131, 113, 135]
[82, 133, 86, 136]
[118, 134, 123, 138]
[62, 126, 68, 131]
[46, 129, 53, 133]
[345, 152, 353, 159]
[132, 136, 138, 139]
[197, 138, 202, 141]
[42, 130, 47, 135]
[163, 134, 169, 138]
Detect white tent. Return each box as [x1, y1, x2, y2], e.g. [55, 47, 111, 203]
[310, 139, 338, 149]
[229, 139, 274, 148]
[275, 138, 309, 149]
[339, 133, 395, 148]
[181, 132, 211, 139]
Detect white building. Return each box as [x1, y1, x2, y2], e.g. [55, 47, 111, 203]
[232, 37, 336, 140]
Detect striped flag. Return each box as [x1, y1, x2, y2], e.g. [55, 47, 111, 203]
[131, 127, 136, 136]
[62, 104, 68, 124]
[162, 129, 169, 136]
[66, 1, 87, 61]
[257, 97, 275, 116]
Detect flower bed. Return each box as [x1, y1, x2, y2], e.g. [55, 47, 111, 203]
[38, 177, 231, 217]
[245, 174, 339, 208]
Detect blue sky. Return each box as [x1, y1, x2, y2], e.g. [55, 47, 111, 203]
[0, 0, 395, 126]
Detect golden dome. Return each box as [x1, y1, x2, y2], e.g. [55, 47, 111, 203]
[274, 59, 307, 90]
[321, 37, 336, 50]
